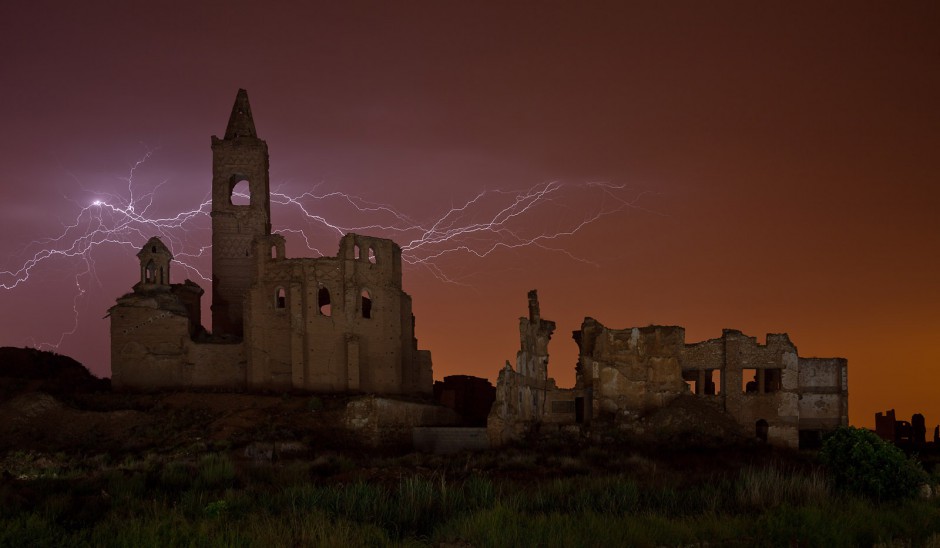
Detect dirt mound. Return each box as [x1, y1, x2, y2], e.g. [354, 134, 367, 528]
[642, 395, 747, 447]
[0, 391, 148, 453]
[0, 347, 109, 400]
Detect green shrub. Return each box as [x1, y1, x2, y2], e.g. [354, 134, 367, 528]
[819, 427, 927, 502]
[204, 499, 229, 517]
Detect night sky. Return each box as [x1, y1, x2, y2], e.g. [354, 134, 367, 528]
[2, 2, 938, 427]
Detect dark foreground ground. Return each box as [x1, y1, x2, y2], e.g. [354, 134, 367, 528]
[2, 347, 940, 546]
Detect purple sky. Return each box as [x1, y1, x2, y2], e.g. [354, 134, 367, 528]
[1, 1, 939, 426]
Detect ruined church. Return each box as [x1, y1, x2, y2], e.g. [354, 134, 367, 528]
[109, 90, 433, 395]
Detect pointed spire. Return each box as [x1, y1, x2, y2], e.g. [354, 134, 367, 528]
[224, 89, 258, 139]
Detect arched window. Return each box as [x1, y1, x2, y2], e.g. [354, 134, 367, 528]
[231, 179, 251, 206]
[756, 419, 769, 442]
[318, 286, 332, 316]
[145, 261, 156, 283]
[361, 289, 372, 319]
[275, 287, 286, 309]
[368, 247, 377, 264]
[353, 244, 360, 260]
[270, 245, 277, 259]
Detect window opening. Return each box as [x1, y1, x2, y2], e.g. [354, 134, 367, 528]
[318, 286, 332, 316]
[275, 287, 286, 309]
[682, 370, 699, 395]
[361, 289, 372, 319]
[354, 245, 360, 260]
[231, 179, 251, 206]
[151, 245, 157, 253]
[368, 247, 376, 264]
[742, 369, 759, 393]
[145, 261, 156, 283]
[705, 369, 721, 395]
[270, 245, 277, 259]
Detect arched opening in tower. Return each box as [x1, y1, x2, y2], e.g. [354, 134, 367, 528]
[361, 289, 372, 319]
[230, 179, 251, 205]
[318, 286, 332, 317]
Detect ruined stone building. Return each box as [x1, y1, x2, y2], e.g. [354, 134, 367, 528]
[488, 291, 848, 449]
[109, 90, 433, 395]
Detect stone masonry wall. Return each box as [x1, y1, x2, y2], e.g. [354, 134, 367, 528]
[110, 290, 245, 390]
[488, 290, 848, 449]
[797, 357, 848, 430]
[244, 233, 431, 395]
[577, 319, 688, 417]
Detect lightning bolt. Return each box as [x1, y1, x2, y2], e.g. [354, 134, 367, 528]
[1, 151, 657, 352]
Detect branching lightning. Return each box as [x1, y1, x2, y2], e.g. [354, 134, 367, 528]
[1, 152, 656, 352]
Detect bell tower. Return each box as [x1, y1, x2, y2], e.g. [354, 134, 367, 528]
[210, 89, 271, 337]
[135, 236, 172, 289]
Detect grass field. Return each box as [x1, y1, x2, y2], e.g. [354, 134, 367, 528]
[2, 446, 939, 547]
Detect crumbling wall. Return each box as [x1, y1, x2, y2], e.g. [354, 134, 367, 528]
[487, 291, 588, 446]
[681, 331, 801, 448]
[798, 357, 848, 437]
[110, 289, 246, 391]
[576, 319, 688, 418]
[343, 395, 458, 447]
[488, 290, 848, 450]
[243, 233, 432, 396]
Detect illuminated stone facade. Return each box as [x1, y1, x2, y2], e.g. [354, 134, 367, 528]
[488, 291, 848, 449]
[109, 90, 432, 395]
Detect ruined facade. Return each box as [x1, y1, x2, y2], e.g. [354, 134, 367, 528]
[109, 90, 433, 395]
[488, 291, 848, 449]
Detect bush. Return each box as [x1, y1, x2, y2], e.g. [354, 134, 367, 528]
[819, 427, 927, 502]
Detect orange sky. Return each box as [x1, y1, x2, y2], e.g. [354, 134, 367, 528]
[1, 2, 937, 428]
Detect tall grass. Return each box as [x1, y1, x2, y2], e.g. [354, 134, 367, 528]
[195, 454, 235, 490]
[1, 454, 939, 547]
[735, 465, 830, 510]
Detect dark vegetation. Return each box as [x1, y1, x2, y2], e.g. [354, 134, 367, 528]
[3, 445, 940, 547]
[1, 348, 939, 546]
[820, 426, 929, 502]
[0, 347, 109, 401]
